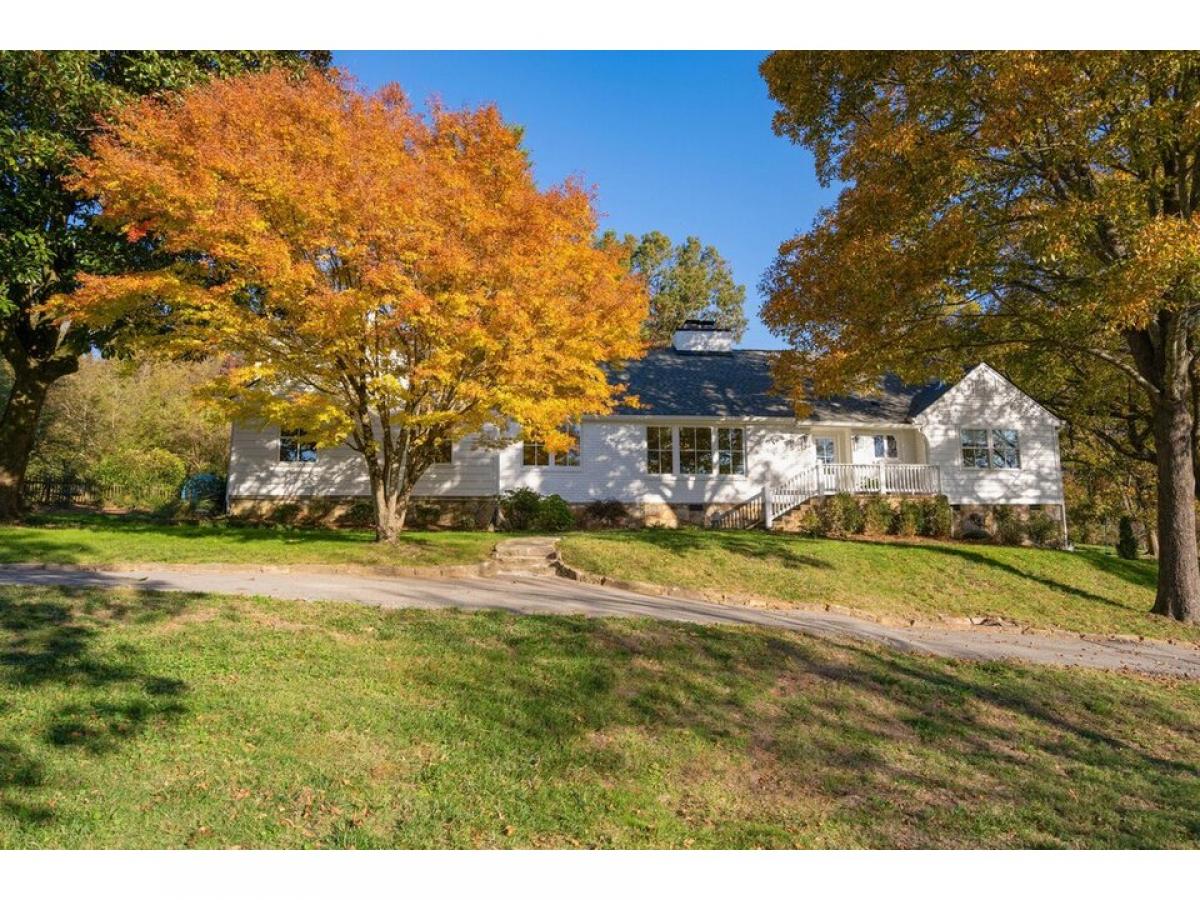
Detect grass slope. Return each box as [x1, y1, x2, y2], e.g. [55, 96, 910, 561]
[560, 530, 1193, 642]
[0, 513, 497, 569]
[1, 584, 1199, 849]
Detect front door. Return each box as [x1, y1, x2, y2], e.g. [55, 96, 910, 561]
[851, 433, 898, 491]
[853, 433, 898, 465]
[814, 436, 837, 466]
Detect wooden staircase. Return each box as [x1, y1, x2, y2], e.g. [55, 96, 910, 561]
[709, 466, 820, 530]
[708, 463, 942, 530]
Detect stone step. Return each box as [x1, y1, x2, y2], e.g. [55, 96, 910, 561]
[491, 537, 561, 577]
[495, 547, 557, 559]
[494, 565, 557, 577]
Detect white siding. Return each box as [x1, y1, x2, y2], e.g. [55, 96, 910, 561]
[226, 422, 498, 499]
[225, 363, 1064, 507]
[915, 366, 1064, 505]
[499, 419, 817, 504]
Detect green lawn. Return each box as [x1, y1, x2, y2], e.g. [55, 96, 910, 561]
[1, 584, 1198, 849]
[560, 529, 1196, 643]
[0, 512, 497, 569]
[3, 514, 1195, 641]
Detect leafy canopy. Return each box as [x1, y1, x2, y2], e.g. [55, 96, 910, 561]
[759, 51, 1200, 402]
[1, 50, 329, 330]
[53, 70, 647, 462]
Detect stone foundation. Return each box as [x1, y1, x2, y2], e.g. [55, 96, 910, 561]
[952, 502, 1064, 541]
[228, 494, 1064, 541]
[228, 495, 498, 530]
[618, 501, 742, 528]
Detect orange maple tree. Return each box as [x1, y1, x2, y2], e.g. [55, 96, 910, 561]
[55, 70, 647, 539]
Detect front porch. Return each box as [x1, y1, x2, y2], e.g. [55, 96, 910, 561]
[711, 461, 942, 530]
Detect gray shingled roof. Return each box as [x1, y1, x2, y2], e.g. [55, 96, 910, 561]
[607, 349, 948, 423]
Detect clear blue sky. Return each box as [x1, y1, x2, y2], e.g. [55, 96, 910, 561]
[334, 51, 832, 350]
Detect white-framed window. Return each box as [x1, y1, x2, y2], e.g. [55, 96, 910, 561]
[961, 428, 1021, 469]
[522, 439, 550, 466]
[649, 426, 747, 476]
[679, 426, 715, 475]
[558, 422, 581, 467]
[522, 422, 580, 467]
[815, 436, 836, 465]
[717, 427, 746, 475]
[279, 429, 317, 463]
[990, 428, 1020, 468]
[646, 426, 674, 474]
[871, 434, 899, 459]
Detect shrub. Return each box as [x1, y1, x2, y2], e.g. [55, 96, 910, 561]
[532, 494, 575, 532]
[340, 500, 376, 529]
[994, 506, 1025, 546]
[584, 497, 627, 528]
[893, 499, 923, 537]
[921, 495, 953, 539]
[861, 495, 893, 536]
[818, 492, 863, 538]
[180, 472, 226, 509]
[92, 447, 187, 506]
[407, 501, 444, 530]
[500, 488, 543, 531]
[1026, 511, 1060, 548]
[304, 497, 337, 525]
[788, 505, 821, 536]
[1116, 516, 1139, 560]
[270, 502, 303, 526]
[190, 496, 222, 518]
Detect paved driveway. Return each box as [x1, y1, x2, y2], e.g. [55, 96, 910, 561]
[2, 563, 1198, 678]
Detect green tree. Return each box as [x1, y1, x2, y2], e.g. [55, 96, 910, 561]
[603, 230, 747, 345]
[0, 50, 329, 519]
[760, 51, 1200, 622]
[16, 356, 230, 482]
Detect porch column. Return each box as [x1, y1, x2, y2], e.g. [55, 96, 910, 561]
[763, 485, 774, 529]
[878, 459, 887, 494]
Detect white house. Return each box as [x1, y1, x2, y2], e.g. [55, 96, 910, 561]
[226, 321, 1066, 533]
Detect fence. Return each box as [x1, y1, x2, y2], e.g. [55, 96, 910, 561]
[21, 477, 178, 510]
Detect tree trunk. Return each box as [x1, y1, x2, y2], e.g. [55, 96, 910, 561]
[1151, 393, 1200, 622]
[1145, 522, 1159, 558]
[367, 468, 413, 543]
[0, 367, 53, 520]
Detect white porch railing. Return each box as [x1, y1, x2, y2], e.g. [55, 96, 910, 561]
[709, 462, 941, 530]
[817, 462, 940, 496]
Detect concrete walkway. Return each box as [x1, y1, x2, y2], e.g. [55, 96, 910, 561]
[1, 562, 1198, 678]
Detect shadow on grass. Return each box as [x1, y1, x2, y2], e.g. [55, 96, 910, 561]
[575, 527, 834, 572]
[1074, 547, 1159, 592]
[0, 510, 476, 567]
[852, 539, 1139, 611]
[407, 611, 1200, 847]
[580, 528, 1159, 618]
[0, 588, 195, 826]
